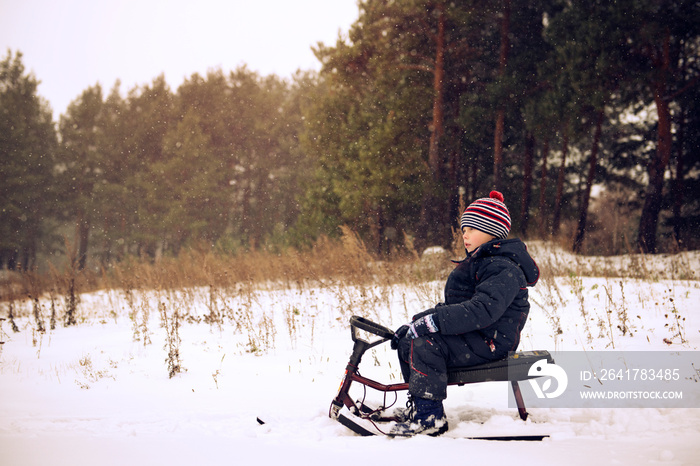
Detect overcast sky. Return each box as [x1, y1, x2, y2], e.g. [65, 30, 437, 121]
[0, 0, 359, 120]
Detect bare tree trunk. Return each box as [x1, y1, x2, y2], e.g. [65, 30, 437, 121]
[671, 106, 685, 245]
[447, 93, 463, 226]
[493, 111, 505, 191]
[419, 1, 447, 246]
[552, 128, 569, 237]
[492, 0, 510, 191]
[572, 110, 604, 254]
[250, 170, 268, 250]
[520, 133, 535, 238]
[538, 137, 550, 237]
[76, 212, 90, 271]
[469, 159, 478, 202]
[241, 179, 253, 250]
[428, 1, 445, 182]
[637, 29, 673, 254]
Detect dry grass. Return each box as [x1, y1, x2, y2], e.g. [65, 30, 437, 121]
[1, 229, 698, 313]
[2, 229, 697, 377]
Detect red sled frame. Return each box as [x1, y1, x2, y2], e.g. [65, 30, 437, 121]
[329, 316, 553, 434]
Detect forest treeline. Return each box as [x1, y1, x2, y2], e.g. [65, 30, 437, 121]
[2, 0, 699, 271]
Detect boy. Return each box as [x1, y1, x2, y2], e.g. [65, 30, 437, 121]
[390, 191, 539, 436]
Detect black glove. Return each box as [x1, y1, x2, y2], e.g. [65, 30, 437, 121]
[407, 314, 440, 339]
[412, 306, 440, 321]
[391, 325, 409, 349]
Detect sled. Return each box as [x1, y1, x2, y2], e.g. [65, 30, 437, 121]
[329, 315, 554, 437]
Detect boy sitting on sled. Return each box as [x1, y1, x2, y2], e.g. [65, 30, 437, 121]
[391, 191, 539, 437]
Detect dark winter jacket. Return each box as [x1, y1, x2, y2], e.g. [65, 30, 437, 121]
[424, 238, 539, 359]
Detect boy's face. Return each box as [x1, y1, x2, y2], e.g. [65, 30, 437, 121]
[462, 227, 495, 253]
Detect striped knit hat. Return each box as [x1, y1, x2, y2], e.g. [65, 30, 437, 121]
[460, 191, 511, 239]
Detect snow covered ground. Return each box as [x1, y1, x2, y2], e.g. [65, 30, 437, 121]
[1, 246, 699, 465]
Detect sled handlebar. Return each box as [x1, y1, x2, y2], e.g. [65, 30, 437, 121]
[350, 316, 395, 346]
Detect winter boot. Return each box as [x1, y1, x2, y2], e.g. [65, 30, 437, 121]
[368, 397, 414, 422]
[389, 397, 448, 437]
[381, 397, 414, 423]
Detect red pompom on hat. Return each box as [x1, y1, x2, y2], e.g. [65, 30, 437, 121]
[460, 191, 511, 239]
[489, 190, 505, 203]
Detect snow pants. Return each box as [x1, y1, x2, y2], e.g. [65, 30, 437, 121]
[396, 333, 493, 401]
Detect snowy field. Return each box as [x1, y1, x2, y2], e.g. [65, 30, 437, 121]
[1, 245, 699, 465]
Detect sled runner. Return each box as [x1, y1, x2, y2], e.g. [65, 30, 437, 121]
[329, 316, 554, 438]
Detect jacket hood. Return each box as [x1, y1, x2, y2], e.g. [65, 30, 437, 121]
[469, 238, 539, 286]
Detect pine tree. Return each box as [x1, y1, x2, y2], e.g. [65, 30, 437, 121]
[0, 50, 57, 269]
[58, 84, 106, 269]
